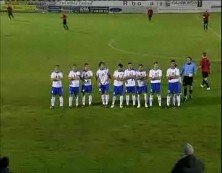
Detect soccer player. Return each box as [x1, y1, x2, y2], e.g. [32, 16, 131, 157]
[136, 64, 148, 108]
[180, 57, 197, 101]
[68, 64, 81, 108]
[7, 5, 14, 20]
[199, 52, 211, 90]
[96, 62, 111, 107]
[149, 62, 162, 107]
[203, 10, 209, 31]
[124, 62, 136, 107]
[166, 60, 181, 108]
[147, 8, 153, 22]
[111, 64, 125, 108]
[50, 65, 64, 109]
[81, 63, 93, 106]
[61, 12, 69, 30]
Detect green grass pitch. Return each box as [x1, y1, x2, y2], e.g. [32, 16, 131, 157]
[0, 12, 221, 173]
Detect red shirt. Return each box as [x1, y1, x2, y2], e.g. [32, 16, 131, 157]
[148, 9, 153, 16]
[61, 14, 67, 21]
[203, 12, 209, 21]
[200, 57, 211, 73]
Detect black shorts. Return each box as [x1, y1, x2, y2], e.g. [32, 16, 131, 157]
[204, 20, 208, 24]
[183, 76, 193, 86]
[63, 20, 67, 25]
[8, 12, 13, 16]
[202, 72, 209, 78]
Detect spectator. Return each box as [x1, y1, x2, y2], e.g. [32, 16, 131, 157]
[0, 156, 10, 173]
[171, 143, 205, 173]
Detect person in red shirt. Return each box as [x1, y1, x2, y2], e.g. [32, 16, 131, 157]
[199, 52, 211, 90]
[147, 8, 153, 22]
[7, 5, 14, 20]
[203, 10, 209, 31]
[61, 12, 69, 30]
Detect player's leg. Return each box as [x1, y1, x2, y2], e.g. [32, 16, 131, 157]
[201, 72, 206, 87]
[156, 83, 162, 107]
[50, 87, 56, 108]
[58, 88, 64, 108]
[125, 87, 130, 106]
[206, 21, 208, 30]
[111, 86, 117, 108]
[69, 87, 74, 108]
[176, 82, 181, 107]
[88, 86, 93, 106]
[82, 85, 86, 106]
[149, 84, 154, 107]
[149, 15, 152, 22]
[119, 86, 124, 108]
[74, 87, 80, 107]
[104, 84, 110, 106]
[8, 13, 11, 20]
[183, 76, 188, 101]
[167, 83, 172, 107]
[100, 85, 105, 105]
[132, 87, 136, 106]
[137, 87, 141, 108]
[188, 77, 193, 99]
[144, 86, 148, 108]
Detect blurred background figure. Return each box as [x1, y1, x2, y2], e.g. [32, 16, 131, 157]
[0, 156, 11, 173]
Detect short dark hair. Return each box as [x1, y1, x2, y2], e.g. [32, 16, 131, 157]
[84, 63, 89, 66]
[128, 62, 132, 65]
[55, 65, 59, 67]
[118, 63, 123, 68]
[72, 64, 76, 66]
[171, 59, 176, 63]
[154, 61, 158, 64]
[139, 64, 143, 67]
[99, 61, 105, 67]
[187, 56, 192, 60]
[0, 157, 9, 168]
[203, 52, 207, 56]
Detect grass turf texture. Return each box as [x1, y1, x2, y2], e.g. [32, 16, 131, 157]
[0, 13, 221, 173]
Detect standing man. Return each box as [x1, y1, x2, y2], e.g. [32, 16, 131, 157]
[136, 64, 148, 108]
[200, 52, 211, 90]
[7, 5, 14, 20]
[180, 57, 197, 101]
[124, 62, 136, 107]
[96, 61, 111, 107]
[50, 65, 64, 109]
[203, 10, 209, 31]
[147, 7, 153, 22]
[171, 143, 205, 173]
[149, 62, 162, 107]
[61, 12, 69, 30]
[111, 64, 125, 108]
[81, 63, 93, 106]
[68, 64, 81, 108]
[166, 60, 181, 108]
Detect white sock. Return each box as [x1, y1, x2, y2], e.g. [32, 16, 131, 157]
[82, 95, 85, 105]
[149, 94, 153, 107]
[120, 96, 123, 107]
[137, 95, 141, 106]
[51, 96, 55, 107]
[167, 95, 171, 106]
[101, 94, 105, 105]
[173, 94, 176, 106]
[59, 96, 64, 107]
[112, 96, 116, 105]
[132, 95, 136, 106]
[89, 95, 92, 105]
[105, 94, 109, 105]
[176, 95, 181, 106]
[75, 96, 79, 107]
[69, 96, 73, 107]
[157, 95, 162, 106]
[144, 93, 148, 106]
[126, 95, 130, 106]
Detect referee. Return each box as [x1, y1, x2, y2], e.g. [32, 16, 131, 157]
[180, 57, 197, 101]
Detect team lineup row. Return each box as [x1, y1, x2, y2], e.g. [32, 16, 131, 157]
[50, 57, 207, 109]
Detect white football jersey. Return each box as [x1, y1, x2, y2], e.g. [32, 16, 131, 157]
[124, 69, 136, 87]
[166, 68, 180, 83]
[81, 70, 93, 86]
[68, 70, 81, 87]
[149, 69, 162, 83]
[96, 68, 110, 85]
[113, 70, 124, 86]
[136, 70, 147, 87]
[51, 71, 63, 88]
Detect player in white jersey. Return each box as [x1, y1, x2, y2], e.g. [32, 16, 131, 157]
[124, 62, 136, 107]
[136, 64, 148, 108]
[111, 64, 125, 108]
[50, 65, 64, 108]
[81, 63, 93, 106]
[68, 64, 81, 108]
[166, 60, 181, 108]
[149, 62, 162, 107]
[96, 62, 111, 107]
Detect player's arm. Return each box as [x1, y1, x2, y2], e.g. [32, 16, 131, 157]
[174, 69, 180, 79]
[166, 70, 172, 80]
[148, 70, 153, 81]
[155, 70, 162, 80]
[85, 71, 93, 79]
[180, 65, 184, 76]
[68, 72, 73, 80]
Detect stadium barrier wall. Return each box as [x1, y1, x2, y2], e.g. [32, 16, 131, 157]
[0, 0, 221, 13]
[0, 4, 38, 12]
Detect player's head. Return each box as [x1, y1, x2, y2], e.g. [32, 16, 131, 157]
[138, 64, 143, 71]
[187, 57, 192, 64]
[0, 156, 9, 168]
[205, 10, 208, 13]
[118, 63, 123, 71]
[72, 64, 77, 71]
[202, 52, 207, 57]
[128, 62, 133, 70]
[99, 61, 105, 70]
[170, 60, 176, 68]
[84, 63, 90, 71]
[54, 65, 60, 72]
[153, 61, 158, 69]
